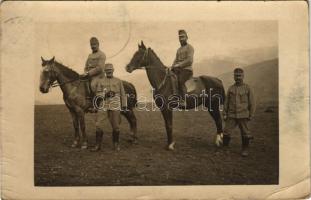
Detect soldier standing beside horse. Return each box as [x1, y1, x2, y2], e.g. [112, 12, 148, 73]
[92, 63, 127, 151]
[223, 68, 256, 157]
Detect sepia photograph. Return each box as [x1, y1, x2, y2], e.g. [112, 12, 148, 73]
[35, 8, 278, 186]
[1, 1, 309, 199]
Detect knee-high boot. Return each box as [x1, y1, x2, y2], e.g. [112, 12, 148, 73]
[90, 130, 104, 152]
[112, 130, 120, 151]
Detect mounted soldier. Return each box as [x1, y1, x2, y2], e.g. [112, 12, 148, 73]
[81, 37, 106, 93]
[171, 29, 194, 106]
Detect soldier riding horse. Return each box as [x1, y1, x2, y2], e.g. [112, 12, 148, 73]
[126, 41, 225, 150]
[39, 57, 138, 149]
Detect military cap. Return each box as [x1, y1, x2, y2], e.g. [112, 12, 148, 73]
[178, 29, 188, 37]
[234, 68, 244, 74]
[90, 37, 99, 44]
[105, 63, 114, 70]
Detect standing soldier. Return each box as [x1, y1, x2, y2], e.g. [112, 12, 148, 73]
[81, 37, 106, 92]
[91, 63, 127, 152]
[223, 68, 256, 157]
[171, 29, 194, 106]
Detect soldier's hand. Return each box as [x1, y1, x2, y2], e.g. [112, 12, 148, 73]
[248, 116, 252, 121]
[223, 114, 227, 121]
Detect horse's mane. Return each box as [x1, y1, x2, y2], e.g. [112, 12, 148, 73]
[149, 48, 167, 70]
[54, 61, 80, 79]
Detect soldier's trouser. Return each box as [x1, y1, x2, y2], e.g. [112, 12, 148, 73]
[108, 110, 121, 144]
[172, 69, 193, 97]
[224, 118, 251, 137]
[95, 110, 121, 131]
[108, 110, 121, 132]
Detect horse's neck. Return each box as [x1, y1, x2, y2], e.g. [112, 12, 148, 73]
[54, 64, 79, 96]
[145, 50, 167, 90]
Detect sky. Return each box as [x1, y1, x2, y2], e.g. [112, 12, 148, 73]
[34, 2, 278, 104]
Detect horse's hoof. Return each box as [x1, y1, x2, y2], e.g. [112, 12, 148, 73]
[132, 139, 138, 145]
[81, 143, 88, 150]
[90, 145, 101, 152]
[113, 143, 120, 151]
[215, 133, 223, 147]
[167, 142, 175, 151]
[71, 141, 79, 148]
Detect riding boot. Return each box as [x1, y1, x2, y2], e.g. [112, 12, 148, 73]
[223, 134, 231, 147]
[112, 130, 120, 151]
[241, 135, 253, 157]
[90, 130, 103, 152]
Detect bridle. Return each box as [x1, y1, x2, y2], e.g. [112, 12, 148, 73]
[137, 48, 150, 69]
[136, 48, 171, 90]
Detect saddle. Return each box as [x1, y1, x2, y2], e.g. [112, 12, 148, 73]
[168, 69, 202, 95]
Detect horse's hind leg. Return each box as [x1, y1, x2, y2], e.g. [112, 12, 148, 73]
[207, 100, 224, 147]
[121, 109, 138, 144]
[161, 108, 175, 150]
[70, 111, 80, 148]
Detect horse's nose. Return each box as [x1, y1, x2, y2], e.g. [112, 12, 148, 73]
[125, 64, 132, 73]
[40, 86, 47, 93]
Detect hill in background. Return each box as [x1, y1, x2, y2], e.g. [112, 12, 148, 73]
[219, 59, 278, 104]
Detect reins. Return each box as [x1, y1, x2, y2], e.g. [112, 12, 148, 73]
[139, 48, 170, 91]
[48, 62, 80, 88]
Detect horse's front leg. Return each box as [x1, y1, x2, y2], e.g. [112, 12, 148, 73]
[78, 111, 88, 149]
[161, 108, 175, 150]
[121, 110, 138, 144]
[70, 111, 80, 148]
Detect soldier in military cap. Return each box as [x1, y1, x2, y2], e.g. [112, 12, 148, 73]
[171, 29, 194, 106]
[223, 68, 256, 157]
[91, 63, 127, 151]
[82, 37, 106, 90]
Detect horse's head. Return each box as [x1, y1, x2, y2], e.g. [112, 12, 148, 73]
[126, 41, 149, 73]
[39, 56, 57, 93]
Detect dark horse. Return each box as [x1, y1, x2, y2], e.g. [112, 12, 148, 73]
[126, 41, 224, 150]
[39, 57, 137, 149]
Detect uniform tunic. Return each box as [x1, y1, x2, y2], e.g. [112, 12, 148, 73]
[172, 43, 194, 96]
[95, 76, 127, 110]
[172, 43, 194, 71]
[223, 82, 256, 136]
[94, 76, 127, 131]
[85, 50, 106, 91]
[224, 83, 255, 119]
[84, 50, 106, 76]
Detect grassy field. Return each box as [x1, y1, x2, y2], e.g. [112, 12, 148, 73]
[34, 103, 278, 186]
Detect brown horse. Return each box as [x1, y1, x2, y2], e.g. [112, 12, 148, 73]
[39, 57, 137, 149]
[126, 41, 224, 150]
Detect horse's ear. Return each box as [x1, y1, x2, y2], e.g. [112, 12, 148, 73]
[138, 43, 141, 49]
[51, 56, 55, 62]
[141, 41, 146, 50]
[41, 56, 45, 63]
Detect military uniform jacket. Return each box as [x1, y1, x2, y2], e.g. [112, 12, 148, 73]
[84, 50, 106, 77]
[224, 83, 256, 119]
[172, 43, 194, 71]
[95, 76, 127, 110]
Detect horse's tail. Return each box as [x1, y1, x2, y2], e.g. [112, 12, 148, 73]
[200, 76, 226, 105]
[217, 78, 226, 105]
[122, 80, 138, 109]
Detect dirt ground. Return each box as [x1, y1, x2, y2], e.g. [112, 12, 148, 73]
[34, 103, 278, 186]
